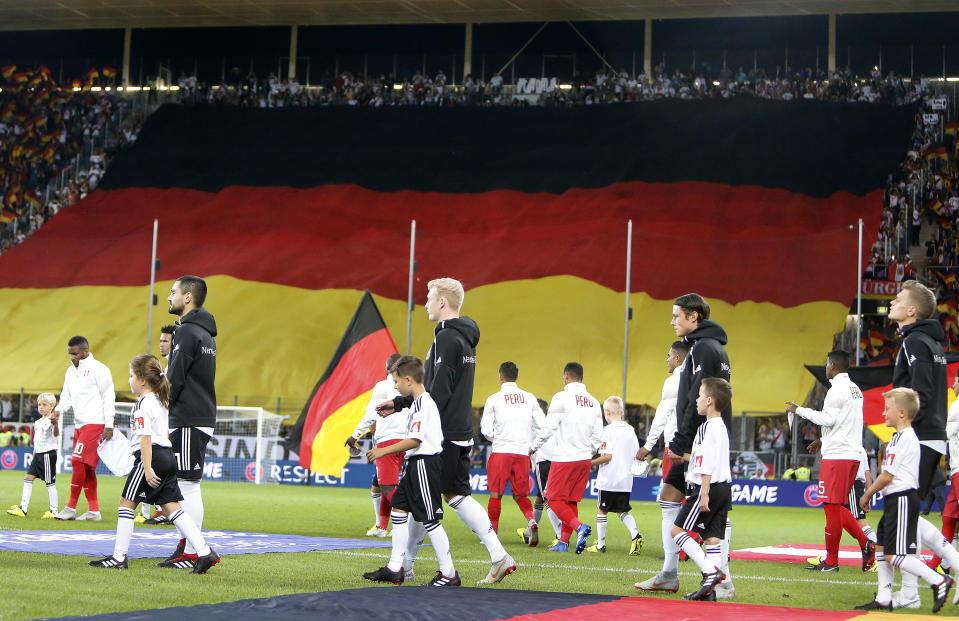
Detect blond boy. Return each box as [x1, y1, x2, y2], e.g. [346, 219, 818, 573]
[7, 394, 60, 518]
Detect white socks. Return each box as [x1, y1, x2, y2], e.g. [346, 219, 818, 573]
[177, 479, 204, 554]
[169, 508, 211, 557]
[895, 552, 947, 586]
[449, 495, 507, 562]
[674, 531, 716, 574]
[877, 553, 894, 604]
[425, 520, 455, 577]
[20, 479, 33, 511]
[596, 513, 608, 547]
[722, 517, 733, 585]
[920, 516, 959, 568]
[620, 512, 639, 538]
[114, 507, 135, 559]
[660, 501, 681, 573]
[546, 505, 562, 539]
[372, 491, 382, 525]
[387, 511, 408, 572]
[863, 524, 877, 543]
[46, 483, 58, 513]
[403, 519, 426, 571]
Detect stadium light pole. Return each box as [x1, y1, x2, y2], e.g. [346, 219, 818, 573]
[856, 218, 863, 366]
[146, 219, 158, 355]
[623, 220, 633, 402]
[406, 220, 416, 355]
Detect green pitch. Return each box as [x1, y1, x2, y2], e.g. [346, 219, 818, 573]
[0, 469, 954, 619]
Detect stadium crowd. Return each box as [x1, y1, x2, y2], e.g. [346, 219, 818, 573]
[0, 66, 144, 256]
[173, 63, 927, 108]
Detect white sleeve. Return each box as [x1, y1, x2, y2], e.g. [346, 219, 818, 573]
[644, 398, 670, 451]
[947, 404, 959, 441]
[532, 396, 563, 452]
[351, 409, 377, 439]
[530, 396, 546, 437]
[794, 387, 841, 427]
[480, 396, 496, 441]
[55, 370, 71, 414]
[99, 365, 116, 428]
[590, 409, 604, 451]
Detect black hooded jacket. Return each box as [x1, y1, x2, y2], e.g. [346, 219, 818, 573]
[168, 307, 218, 428]
[893, 319, 947, 442]
[669, 319, 732, 456]
[393, 316, 479, 442]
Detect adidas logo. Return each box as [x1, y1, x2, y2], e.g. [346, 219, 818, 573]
[697, 523, 705, 529]
[194, 463, 201, 469]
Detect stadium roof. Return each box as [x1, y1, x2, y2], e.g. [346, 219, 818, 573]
[0, 0, 957, 31]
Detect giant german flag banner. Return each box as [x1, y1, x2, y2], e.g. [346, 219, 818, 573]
[290, 290, 398, 475]
[0, 101, 916, 422]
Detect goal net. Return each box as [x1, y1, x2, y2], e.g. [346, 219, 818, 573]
[58, 404, 284, 484]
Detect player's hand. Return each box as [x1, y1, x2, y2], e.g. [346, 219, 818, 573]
[529, 449, 535, 457]
[859, 493, 870, 512]
[366, 448, 382, 463]
[345, 436, 357, 448]
[699, 493, 710, 513]
[807, 438, 822, 454]
[375, 401, 395, 417]
[145, 467, 160, 488]
[784, 401, 799, 414]
[102, 428, 113, 440]
[636, 447, 650, 461]
[50, 411, 60, 422]
[666, 448, 683, 465]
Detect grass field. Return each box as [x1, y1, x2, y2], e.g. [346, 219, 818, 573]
[1, 469, 956, 619]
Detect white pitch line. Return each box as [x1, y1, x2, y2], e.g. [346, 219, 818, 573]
[317, 549, 876, 587]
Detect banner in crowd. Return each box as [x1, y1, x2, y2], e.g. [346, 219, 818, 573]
[0, 102, 916, 414]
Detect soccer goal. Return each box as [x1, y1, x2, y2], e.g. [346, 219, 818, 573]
[58, 404, 285, 484]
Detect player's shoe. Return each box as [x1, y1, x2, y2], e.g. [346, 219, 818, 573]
[78, 511, 102, 521]
[853, 598, 892, 611]
[160, 553, 198, 569]
[805, 560, 839, 572]
[891, 591, 922, 609]
[516, 527, 530, 545]
[161, 538, 186, 562]
[54, 507, 76, 520]
[477, 554, 516, 584]
[134, 513, 146, 524]
[682, 569, 725, 601]
[548, 541, 569, 552]
[89, 554, 128, 569]
[366, 527, 389, 538]
[6, 505, 25, 517]
[586, 544, 606, 553]
[574, 524, 592, 554]
[527, 519, 539, 547]
[144, 511, 168, 525]
[429, 571, 462, 587]
[861, 540, 876, 572]
[932, 575, 954, 613]
[191, 548, 221, 574]
[362, 566, 404, 584]
[629, 534, 644, 556]
[41, 511, 56, 519]
[634, 570, 680, 593]
[715, 580, 736, 600]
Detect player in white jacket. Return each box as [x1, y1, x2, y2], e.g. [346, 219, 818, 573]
[54, 336, 116, 522]
[480, 362, 545, 538]
[531, 362, 603, 554]
[786, 350, 874, 572]
[928, 372, 959, 572]
[347, 353, 402, 537]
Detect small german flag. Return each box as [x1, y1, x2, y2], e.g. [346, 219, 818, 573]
[12, 72, 28, 84]
[0, 208, 17, 223]
[0, 65, 15, 80]
[102, 67, 117, 78]
[928, 197, 943, 212]
[86, 67, 99, 81]
[927, 145, 949, 162]
[286, 290, 398, 476]
[947, 121, 959, 136]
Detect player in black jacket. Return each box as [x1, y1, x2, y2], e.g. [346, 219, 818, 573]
[160, 275, 217, 570]
[636, 293, 734, 597]
[888, 280, 959, 608]
[377, 278, 515, 584]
